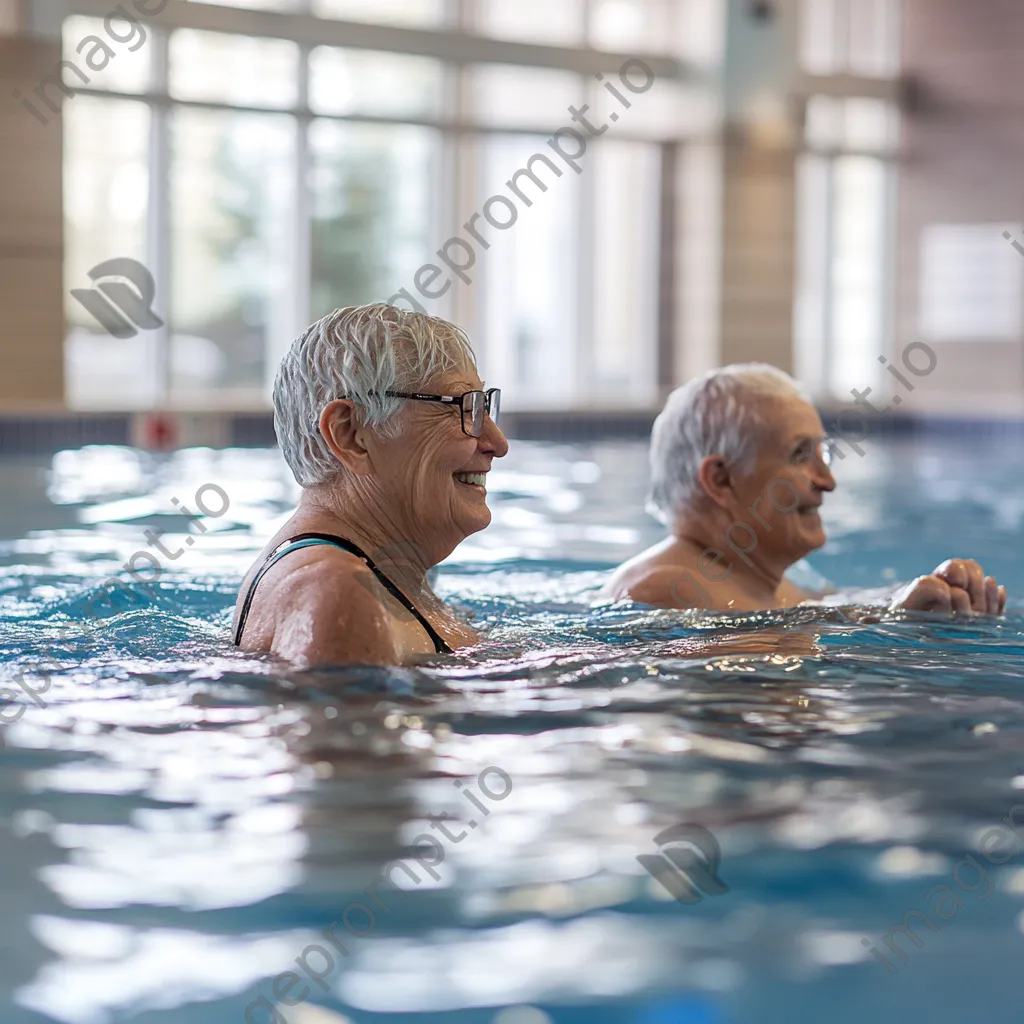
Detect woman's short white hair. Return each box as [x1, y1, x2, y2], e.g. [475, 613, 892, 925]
[646, 363, 811, 524]
[274, 303, 476, 487]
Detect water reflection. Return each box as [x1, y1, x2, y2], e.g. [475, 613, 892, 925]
[2, 439, 1024, 1022]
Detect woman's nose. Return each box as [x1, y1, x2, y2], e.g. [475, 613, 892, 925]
[479, 415, 509, 458]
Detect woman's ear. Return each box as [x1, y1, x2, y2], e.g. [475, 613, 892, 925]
[696, 454, 735, 510]
[318, 400, 372, 474]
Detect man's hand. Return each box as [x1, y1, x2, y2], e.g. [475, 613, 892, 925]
[891, 558, 1007, 615]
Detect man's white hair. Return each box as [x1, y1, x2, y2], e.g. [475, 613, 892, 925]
[646, 363, 811, 524]
[274, 303, 476, 487]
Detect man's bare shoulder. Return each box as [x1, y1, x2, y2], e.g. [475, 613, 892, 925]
[623, 565, 712, 608]
[777, 575, 813, 606]
[601, 544, 669, 601]
[602, 542, 720, 610]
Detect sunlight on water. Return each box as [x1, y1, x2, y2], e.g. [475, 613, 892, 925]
[2, 438, 1024, 1023]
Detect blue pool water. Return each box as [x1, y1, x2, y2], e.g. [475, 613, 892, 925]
[2, 435, 1024, 1024]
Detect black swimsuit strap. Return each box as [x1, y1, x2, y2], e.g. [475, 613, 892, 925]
[234, 532, 452, 654]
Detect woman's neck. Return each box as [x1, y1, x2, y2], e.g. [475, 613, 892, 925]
[294, 483, 434, 598]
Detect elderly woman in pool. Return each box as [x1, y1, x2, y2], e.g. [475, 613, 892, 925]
[233, 304, 507, 667]
[603, 364, 1008, 615]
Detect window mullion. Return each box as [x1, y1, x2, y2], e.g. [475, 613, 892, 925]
[148, 22, 170, 407]
[292, 43, 311, 364]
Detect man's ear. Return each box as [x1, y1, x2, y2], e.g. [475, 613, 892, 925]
[697, 454, 735, 509]
[318, 399, 372, 474]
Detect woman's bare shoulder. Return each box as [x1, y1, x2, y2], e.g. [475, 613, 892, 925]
[236, 541, 397, 666]
[268, 557, 400, 667]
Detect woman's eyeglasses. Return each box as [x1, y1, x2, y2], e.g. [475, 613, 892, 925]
[384, 388, 501, 438]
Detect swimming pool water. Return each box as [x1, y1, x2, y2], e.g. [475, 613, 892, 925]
[2, 435, 1024, 1024]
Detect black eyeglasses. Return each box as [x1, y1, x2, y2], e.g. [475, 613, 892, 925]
[384, 388, 501, 438]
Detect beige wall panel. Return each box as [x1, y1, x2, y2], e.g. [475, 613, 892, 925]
[897, 0, 1024, 415]
[0, 253, 65, 402]
[0, 37, 65, 406]
[719, 141, 797, 372]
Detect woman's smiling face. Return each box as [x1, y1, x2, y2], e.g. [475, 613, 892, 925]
[363, 367, 509, 564]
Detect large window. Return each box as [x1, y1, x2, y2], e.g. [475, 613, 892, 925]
[796, 153, 892, 400]
[308, 121, 440, 321]
[64, 97, 151, 409]
[590, 141, 660, 405]
[477, 134, 582, 407]
[799, 0, 902, 78]
[59, 0, 900, 412]
[473, 0, 585, 46]
[61, 2, 674, 412]
[312, 0, 446, 28]
[169, 109, 296, 403]
[794, 0, 901, 401]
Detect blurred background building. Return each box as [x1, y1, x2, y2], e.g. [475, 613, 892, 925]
[0, 0, 1021, 440]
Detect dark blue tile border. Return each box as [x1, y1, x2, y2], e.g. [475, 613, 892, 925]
[229, 414, 278, 448]
[500, 411, 657, 441]
[0, 416, 130, 454]
[819, 409, 1024, 441]
[2, 409, 1024, 454]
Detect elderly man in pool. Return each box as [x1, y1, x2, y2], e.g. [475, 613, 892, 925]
[233, 303, 507, 666]
[603, 364, 1007, 615]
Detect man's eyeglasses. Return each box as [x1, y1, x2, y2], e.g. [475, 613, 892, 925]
[791, 436, 836, 470]
[384, 388, 501, 438]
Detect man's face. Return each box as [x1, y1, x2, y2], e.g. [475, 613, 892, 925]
[728, 396, 836, 567]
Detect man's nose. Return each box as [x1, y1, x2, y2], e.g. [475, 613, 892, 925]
[812, 462, 836, 492]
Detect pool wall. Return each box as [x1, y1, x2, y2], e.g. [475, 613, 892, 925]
[4, 410, 1024, 454]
